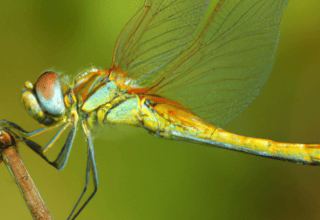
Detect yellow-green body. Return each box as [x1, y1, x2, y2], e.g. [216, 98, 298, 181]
[73, 68, 320, 166]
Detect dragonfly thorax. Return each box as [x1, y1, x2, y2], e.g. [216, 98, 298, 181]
[73, 68, 129, 128]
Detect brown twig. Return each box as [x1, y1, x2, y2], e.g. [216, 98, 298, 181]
[0, 128, 53, 220]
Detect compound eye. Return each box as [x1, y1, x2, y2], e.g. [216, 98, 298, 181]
[35, 71, 66, 116]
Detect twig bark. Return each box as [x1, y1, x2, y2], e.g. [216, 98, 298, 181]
[0, 128, 53, 220]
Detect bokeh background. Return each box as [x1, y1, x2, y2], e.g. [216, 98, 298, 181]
[1, 0, 320, 219]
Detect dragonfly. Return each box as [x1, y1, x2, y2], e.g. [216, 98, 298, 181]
[16, 0, 320, 218]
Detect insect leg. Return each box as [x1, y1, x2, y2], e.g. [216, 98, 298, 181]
[0, 120, 31, 134]
[51, 124, 77, 170]
[68, 120, 99, 220]
[0, 119, 69, 141]
[24, 123, 76, 170]
[27, 120, 68, 138]
[43, 122, 71, 153]
[0, 119, 76, 170]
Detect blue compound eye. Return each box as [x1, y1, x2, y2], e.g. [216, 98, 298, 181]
[35, 71, 66, 116]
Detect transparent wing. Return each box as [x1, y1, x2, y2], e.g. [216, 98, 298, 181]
[112, 0, 289, 127]
[112, 0, 209, 87]
[151, 0, 289, 127]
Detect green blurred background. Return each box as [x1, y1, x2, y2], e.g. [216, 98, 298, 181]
[0, 0, 320, 219]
